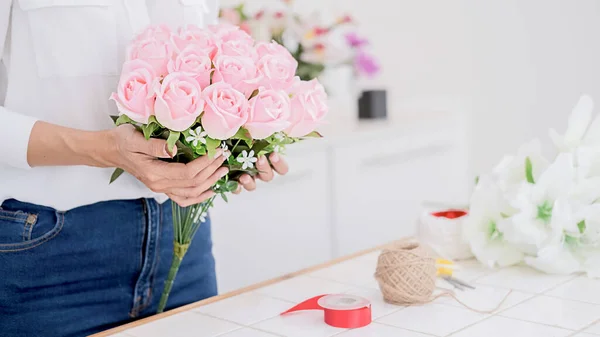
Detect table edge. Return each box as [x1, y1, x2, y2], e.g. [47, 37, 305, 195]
[90, 240, 403, 337]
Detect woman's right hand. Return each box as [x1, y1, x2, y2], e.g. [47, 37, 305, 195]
[105, 125, 228, 207]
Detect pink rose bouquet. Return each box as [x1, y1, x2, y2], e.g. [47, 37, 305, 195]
[109, 23, 327, 313]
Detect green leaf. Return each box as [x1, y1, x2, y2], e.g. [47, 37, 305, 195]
[109, 168, 124, 184]
[167, 131, 180, 154]
[578, 220, 586, 234]
[565, 235, 580, 246]
[301, 131, 323, 138]
[110, 115, 120, 123]
[225, 180, 238, 192]
[115, 114, 134, 126]
[141, 122, 159, 140]
[251, 140, 271, 155]
[475, 176, 480, 185]
[205, 137, 221, 159]
[221, 193, 229, 203]
[525, 157, 535, 184]
[232, 127, 253, 145]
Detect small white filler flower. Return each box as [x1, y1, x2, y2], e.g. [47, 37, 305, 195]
[186, 127, 207, 147]
[237, 150, 257, 170]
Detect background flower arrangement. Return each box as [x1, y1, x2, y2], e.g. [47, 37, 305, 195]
[464, 95, 600, 278]
[218, 0, 380, 81]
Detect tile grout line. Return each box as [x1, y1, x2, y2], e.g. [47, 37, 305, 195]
[371, 321, 440, 337]
[565, 317, 600, 337]
[495, 310, 579, 332]
[445, 314, 496, 337]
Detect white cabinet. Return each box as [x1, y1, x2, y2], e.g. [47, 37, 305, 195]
[211, 113, 470, 291]
[330, 118, 469, 256]
[210, 144, 332, 293]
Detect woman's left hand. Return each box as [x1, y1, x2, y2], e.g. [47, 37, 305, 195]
[234, 152, 289, 193]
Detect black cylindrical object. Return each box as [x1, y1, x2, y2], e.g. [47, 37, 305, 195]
[358, 90, 387, 119]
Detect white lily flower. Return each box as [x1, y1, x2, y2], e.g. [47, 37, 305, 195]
[236, 150, 257, 170]
[524, 241, 582, 275]
[503, 154, 577, 249]
[186, 127, 207, 147]
[549, 95, 597, 152]
[491, 139, 549, 196]
[581, 248, 600, 278]
[463, 176, 524, 268]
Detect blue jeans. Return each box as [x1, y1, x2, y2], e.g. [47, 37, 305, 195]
[0, 198, 217, 337]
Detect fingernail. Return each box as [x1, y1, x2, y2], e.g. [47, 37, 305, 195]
[213, 149, 223, 159]
[241, 175, 251, 184]
[163, 144, 172, 157]
[271, 153, 280, 163]
[258, 155, 266, 165]
[220, 169, 229, 178]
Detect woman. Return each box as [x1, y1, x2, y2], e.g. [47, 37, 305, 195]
[0, 1, 289, 336]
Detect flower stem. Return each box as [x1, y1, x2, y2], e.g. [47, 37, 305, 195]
[157, 241, 189, 313]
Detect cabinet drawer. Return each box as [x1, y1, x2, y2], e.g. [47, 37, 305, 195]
[332, 132, 469, 256]
[211, 148, 332, 292]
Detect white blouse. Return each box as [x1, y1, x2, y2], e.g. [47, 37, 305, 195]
[0, 0, 219, 211]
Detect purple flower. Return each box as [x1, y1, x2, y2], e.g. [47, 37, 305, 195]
[345, 32, 369, 48]
[355, 51, 379, 77]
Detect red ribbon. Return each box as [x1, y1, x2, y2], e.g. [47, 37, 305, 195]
[431, 209, 467, 219]
[281, 294, 372, 329]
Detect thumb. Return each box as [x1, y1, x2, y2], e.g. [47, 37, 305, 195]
[138, 137, 177, 159]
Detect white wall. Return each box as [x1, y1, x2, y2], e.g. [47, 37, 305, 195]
[220, 0, 600, 176]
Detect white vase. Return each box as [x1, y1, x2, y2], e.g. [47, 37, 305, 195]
[318, 65, 359, 129]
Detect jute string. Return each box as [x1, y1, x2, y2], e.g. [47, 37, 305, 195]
[374, 239, 511, 314]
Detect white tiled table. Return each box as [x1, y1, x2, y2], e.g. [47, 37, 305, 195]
[93, 245, 600, 337]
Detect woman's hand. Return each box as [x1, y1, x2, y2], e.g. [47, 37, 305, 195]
[234, 152, 289, 193]
[27, 122, 226, 207]
[106, 125, 228, 207]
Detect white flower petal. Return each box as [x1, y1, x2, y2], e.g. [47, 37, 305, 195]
[524, 243, 582, 275]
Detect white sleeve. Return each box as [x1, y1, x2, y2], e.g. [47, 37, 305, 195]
[0, 1, 38, 170]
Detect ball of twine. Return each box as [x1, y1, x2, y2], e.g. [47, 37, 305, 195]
[374, 241, 438, 305]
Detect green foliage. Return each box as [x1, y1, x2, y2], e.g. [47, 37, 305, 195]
[205, 137, 221, 159]
[167, 131, 180, 153]
[109, 168, 124, 184]
[578, 220, 587, 234]
[115, 114, 134, 126]
[525, 157, 535, 184]
[302, 131, 323, 138]
[141, 117, 160, 140]
[232, 127, 253, 146]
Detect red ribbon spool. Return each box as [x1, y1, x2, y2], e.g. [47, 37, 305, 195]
[281, 294, 372, 328]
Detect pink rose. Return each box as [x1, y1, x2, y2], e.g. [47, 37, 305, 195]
[128, 33, 174, 77]
[171, 25, 218, 58]
[212, 55, 260, 97]
[154, 72, 205, 132]
[167, 44, 213, 89]
[201, 82, 249, 140]
[285, 78, 328, 137]
[110, 60, 157, 124]
[208, 23, 241, 39]
[212, 24, 257, 60]
[255, 41, 298, 90]
[245, 89, 291, 139]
